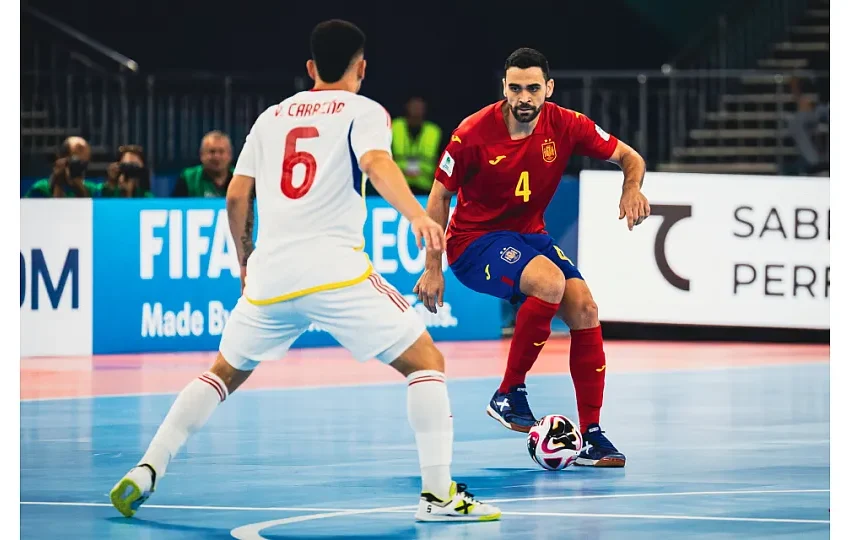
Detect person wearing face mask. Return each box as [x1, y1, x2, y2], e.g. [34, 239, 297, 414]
[102, 145, 154, 198]
[25, 137, 100, 198]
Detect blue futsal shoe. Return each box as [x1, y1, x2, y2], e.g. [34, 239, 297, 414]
[575, 423, 626, 467]
[486, 384, 537, 433]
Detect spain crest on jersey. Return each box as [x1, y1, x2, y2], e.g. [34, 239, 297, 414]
[542, 139, 557, 163]
[500, 246, 522, 264]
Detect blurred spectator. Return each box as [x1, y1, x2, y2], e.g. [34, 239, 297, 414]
[788, 77, 830, 175]
[172, 130, 234, 197]
[25, 136, 98, 198]
[391, 97, 442, 195]
[102, 145, 154, 198]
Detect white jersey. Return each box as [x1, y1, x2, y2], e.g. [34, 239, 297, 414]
[233, 90, 392, 305]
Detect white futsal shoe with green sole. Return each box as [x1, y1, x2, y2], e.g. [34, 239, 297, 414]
[415, 481, 501, 522]
[110, 464, 156, 518]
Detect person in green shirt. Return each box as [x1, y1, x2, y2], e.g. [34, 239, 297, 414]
[101, 144, 154, 198]
[391, 97, 443, 195]
[25, 136, 100, 198]
[171, 130, 234, 197]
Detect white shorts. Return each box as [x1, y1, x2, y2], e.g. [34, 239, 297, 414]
[218, 272, 427, 371]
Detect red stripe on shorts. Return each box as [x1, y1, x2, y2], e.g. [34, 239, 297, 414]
[368, 274, 408, 312]
[372, 274, 410, 308]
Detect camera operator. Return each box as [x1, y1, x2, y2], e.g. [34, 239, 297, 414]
[25, 137, 99, 198]
[102, 145, 154, 198]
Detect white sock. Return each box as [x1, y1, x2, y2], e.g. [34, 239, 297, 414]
[138, 371, 228, 483]
[407, 370, 453, 500]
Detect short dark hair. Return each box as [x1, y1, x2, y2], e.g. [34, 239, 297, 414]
[505, 48, 550, 80]
[310, 20, 366, 83]
[118, 144, 146, 165]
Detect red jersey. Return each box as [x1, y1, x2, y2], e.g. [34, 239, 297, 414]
[435, 101, 618, 264]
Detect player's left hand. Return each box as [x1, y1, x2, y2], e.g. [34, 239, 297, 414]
[618, 186, 651, 231]
[410, 215, 447, 252]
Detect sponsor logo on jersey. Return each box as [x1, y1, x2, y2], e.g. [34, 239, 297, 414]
[500, 246, 522, 264]
[595, 124, 611, 141]
[439, 151, 455, 177]
[451, 135, 462, 144]
[488, 155, 507, 165]
[542, 139, 557, 163]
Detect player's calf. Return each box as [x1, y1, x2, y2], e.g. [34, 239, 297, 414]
[390, 332, 500, 520]
[554, 279, 624, 467]
[486, 256, 563, 433]
[110, 353, 252, 517]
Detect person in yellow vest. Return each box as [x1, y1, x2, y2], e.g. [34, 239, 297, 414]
[392, 97, 442, 195]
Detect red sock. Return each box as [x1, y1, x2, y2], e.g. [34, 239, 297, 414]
[498, 297, 560, 393]
[569, 325, 606, 432]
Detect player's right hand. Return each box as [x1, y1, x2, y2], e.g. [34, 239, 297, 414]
[409, 215, 447, 253]
[414, 268, 445, 314]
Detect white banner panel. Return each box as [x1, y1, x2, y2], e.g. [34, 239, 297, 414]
[20, 200, 93, 356]
[578, 171, 829, 329]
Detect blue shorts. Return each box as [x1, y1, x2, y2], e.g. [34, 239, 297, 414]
[449, 232, 583, 304]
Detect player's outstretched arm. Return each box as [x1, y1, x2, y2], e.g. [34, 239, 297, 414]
[360, 149, 446, 252]
[607, 140, 651, 231]
[412, 181, 454, 313]
[423, 181, 454, 271]
[225, 174, 256, 292]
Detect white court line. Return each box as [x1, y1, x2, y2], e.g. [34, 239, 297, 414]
[231, 506, 415, 540]
[21, 488, 831, 539]
[485, 511, 828, 524]
[229, 489, 831, 539]
[20, 488, 830, 513]
[375, 509, 828, 524]
[231, 504, 829, 539]
[487, 488, 831, 504]
[20, 501, 366, 513]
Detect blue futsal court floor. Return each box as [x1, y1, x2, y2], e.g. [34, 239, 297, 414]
[21, 347, 829, 539]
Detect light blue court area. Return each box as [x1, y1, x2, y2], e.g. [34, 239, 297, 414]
[21, 362, 830, 539]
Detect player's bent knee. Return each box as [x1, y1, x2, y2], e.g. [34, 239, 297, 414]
[389, 332, 446, 377]
[210, 353, 253, 394]
[520, 255, 566, 304]
[560, 299, 599, 330]
[559, 278, 599, 330]
[573, 300, 599, 330]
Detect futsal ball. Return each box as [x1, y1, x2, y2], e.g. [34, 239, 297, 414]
[526, 414, 583, 471]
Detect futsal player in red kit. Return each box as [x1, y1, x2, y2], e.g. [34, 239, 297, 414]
[414, 48, 649, 467]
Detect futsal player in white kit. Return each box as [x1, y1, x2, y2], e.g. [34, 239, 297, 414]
[110, 19, 501, 523]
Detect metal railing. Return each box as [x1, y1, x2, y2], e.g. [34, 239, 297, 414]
[21, 70, 305, 172]
[22, 68, 829, 176]
[545, 69, 829, 174]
